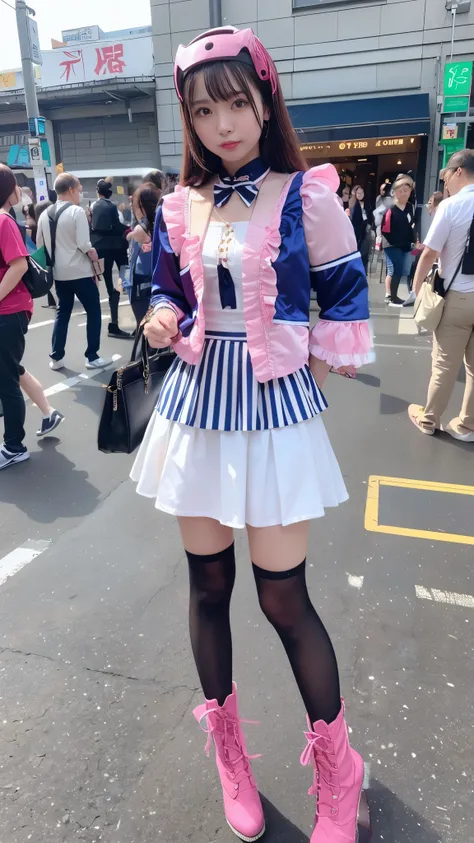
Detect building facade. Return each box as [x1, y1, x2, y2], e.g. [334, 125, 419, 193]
[0, 25, 158, 203]
[152, 0, 474, 203]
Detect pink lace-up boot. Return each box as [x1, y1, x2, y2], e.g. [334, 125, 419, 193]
[193, 682, 265, 842]
[300, 701, 370, 842]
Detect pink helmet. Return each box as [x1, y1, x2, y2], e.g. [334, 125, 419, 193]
[174, 26, 278, 102]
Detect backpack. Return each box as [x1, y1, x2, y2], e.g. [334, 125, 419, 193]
[45, 202, 73, 268]
[462, 213, 474, 275]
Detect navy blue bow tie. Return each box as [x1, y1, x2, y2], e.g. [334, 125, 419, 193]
[214, 158, 270, 208]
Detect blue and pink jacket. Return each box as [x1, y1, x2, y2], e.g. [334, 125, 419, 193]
[150, 163, 373, 383]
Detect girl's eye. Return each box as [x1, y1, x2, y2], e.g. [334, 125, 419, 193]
[234, 99, 247, 109]
[196, 107, 211, 117]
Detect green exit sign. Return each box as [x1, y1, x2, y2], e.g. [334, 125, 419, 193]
[444, 61, 473, 97]
[444, 95, 470, 113]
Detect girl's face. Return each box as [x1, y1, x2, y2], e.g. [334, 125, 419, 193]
[394, 182, 412, 203]
[355, 186, 364, 201]
[342, 187, 350, 201]
[190, 69, 270, 172]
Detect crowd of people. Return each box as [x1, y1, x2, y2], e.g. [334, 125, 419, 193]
[1, 21, 474, 843]
[0, 164, 166, 469]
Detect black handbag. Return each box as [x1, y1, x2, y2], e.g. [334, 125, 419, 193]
[12, 218, 53, 299]
[98, 326, 175, 454]
[22, 254, 53, 299]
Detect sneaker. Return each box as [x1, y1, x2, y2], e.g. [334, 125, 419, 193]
[402, 290, 417, 307]
[85, 356, 113, 370]
[0, 446, 30, 470]
[384, 293, 391, 303]
[37, 410, 65, 438]
[49, 358, 65, 371]
[443, 421, 474, 442]
[408, 404, 435, 435]
[108, 323, 133, 339]
[389, 298, 404, 307]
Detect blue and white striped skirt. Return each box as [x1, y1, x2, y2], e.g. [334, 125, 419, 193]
[155, 330, 327, 432]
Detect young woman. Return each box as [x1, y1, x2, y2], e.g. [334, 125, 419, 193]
[131, 27, 373, 843]
[142, 169, 167, 194]
[337, 182, 351, 210]
[0, 166, 63, 470]
[348, 185, 374, 274]
[427, 190, 443, 217]
[22, 202, 37, 245]
[90, 179, 132, 339]
[126, 184, 161, 326]
[375, 174, 416, 306]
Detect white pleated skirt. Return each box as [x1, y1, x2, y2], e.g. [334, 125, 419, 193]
[130, 411, 348, 529]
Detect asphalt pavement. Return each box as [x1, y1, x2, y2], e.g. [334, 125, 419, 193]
[1, 270, 473, 843]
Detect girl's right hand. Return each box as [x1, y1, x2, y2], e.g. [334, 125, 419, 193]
[144, 308, 180, 348]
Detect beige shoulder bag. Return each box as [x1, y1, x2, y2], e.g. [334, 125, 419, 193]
[414, 253, 463, 332]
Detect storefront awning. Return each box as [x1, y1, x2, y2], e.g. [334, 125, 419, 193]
[288, 93, 430, 141]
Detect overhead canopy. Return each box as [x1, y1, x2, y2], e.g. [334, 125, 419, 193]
[288, 93, 430, 142]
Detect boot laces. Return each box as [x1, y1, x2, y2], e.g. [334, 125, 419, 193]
[197, 707, 261, 783]
[300, 728, 339, 817]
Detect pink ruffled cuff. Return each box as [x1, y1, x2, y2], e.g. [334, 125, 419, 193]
[309, 320, 375, 369]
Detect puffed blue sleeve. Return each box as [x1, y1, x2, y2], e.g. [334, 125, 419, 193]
[150, 206, 196, 337]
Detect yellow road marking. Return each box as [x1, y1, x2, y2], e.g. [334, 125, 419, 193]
[365, 476, 474, 546]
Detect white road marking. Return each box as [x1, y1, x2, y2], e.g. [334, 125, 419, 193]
[41, 354, 121, 399]
[363, 762, 371, 790]
[347, 574, 364, 589]
[0, 540, 51, 587]
[77, 314, 108, 327]
[397, 312, 418, 335]
[415, 585, 474, 609]
[28, 319, 55, 330]
[374, 342, 430, 351]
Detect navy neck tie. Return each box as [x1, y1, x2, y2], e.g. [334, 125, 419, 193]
[214, 157, 270, 208]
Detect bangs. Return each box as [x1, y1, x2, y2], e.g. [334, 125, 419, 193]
[184, 60, 262, 123]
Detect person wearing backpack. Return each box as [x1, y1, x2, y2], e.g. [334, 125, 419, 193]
[373, 174, 416, 306]
[90, 179, 132, 339]
[409, 150, 474, 441]
[36, 172, 111, 371]
[0, 165, 64, 470]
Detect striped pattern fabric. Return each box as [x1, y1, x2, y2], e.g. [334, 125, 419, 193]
[156, 331, 327, 432]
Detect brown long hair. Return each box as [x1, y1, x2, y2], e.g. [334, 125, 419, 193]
[0, 163, 17, 208]
[132, 184, 161, 234]
[180, 59, 306, 186]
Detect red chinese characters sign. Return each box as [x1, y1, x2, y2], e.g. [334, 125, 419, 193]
[59, 51, 85, 83]
[94, 44, 127, 76]
[39, 37, 153, 88]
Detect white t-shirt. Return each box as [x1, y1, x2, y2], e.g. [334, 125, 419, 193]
[423, 183, 474, 293]
[37, 201, 93, 282]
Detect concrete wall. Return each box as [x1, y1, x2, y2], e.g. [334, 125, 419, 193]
[57, 113, 159, 172]
[152, 0, 474, 189]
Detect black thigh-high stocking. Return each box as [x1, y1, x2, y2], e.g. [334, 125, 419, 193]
[187, 543, 235, 706]
[253, 559, 341, 725]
